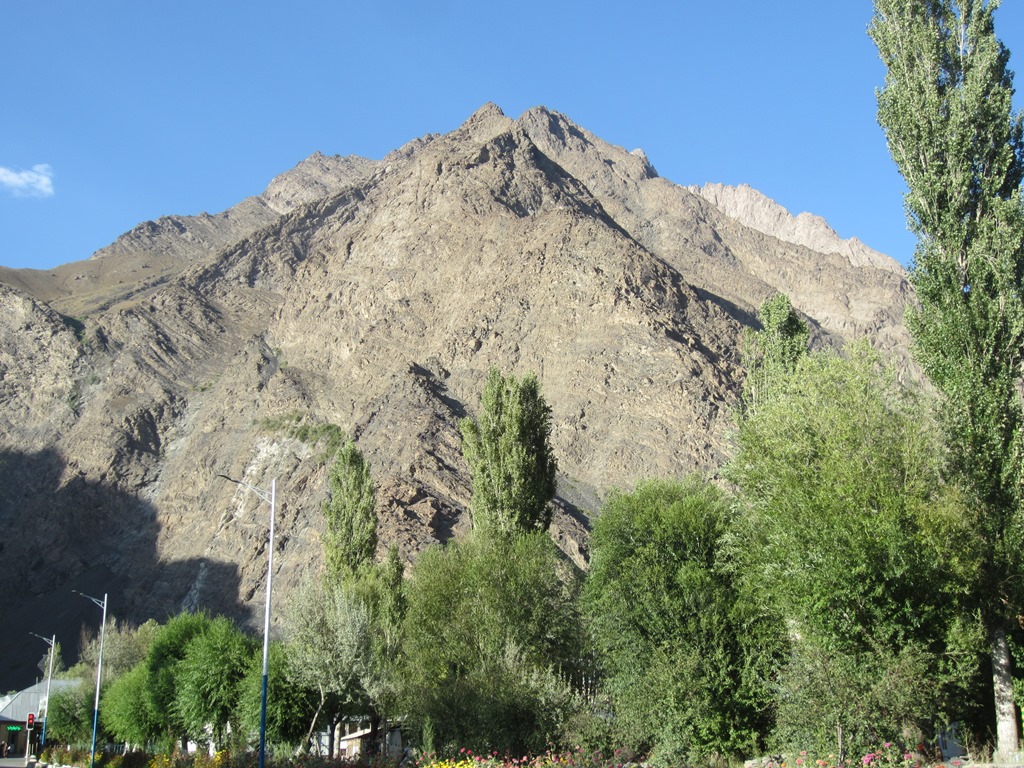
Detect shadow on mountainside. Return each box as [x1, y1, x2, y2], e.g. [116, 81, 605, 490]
[0, 449, 250, 691]
[692, 286, 760, 331]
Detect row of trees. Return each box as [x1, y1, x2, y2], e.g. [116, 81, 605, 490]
[45, 612, 277, 752]
[40, 329, 1016, 765]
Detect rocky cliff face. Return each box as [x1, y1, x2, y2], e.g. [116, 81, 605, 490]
[0, 103, 913, 688]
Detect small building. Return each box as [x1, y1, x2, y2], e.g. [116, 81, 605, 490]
[0, 679, 80, 757]
[309, 720, 402, 759]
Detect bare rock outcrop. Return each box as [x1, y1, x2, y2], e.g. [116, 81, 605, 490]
[689, 182, 903, 274]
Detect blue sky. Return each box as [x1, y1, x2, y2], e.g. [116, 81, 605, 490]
[2, 1, 1022, 271]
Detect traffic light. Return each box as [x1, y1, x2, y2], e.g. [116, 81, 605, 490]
[26, 713, 35, 729]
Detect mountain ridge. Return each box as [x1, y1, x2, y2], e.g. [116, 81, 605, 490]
[689, 182, 903, 273]
[0, 103, 912, 689]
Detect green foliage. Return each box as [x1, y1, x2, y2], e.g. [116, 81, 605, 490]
[871, 1, 1024, 749]
[742, 294, 810, 413]
[259, 412, 345, 462]
[285, 548, 407, 753]
[236, 641, 319, 748]
[174, 616, 256, 746]
[322, 440, 377, 586]
[583, 478, 778, 765]
[754, 293, 810, 370]
[79, 619, 160, 682]
[45, 683, 92, 744]
[345, 545, 407, 724]
[872, 0, 1024, 590]
[872, 0, 1024, 608]
[102, 662, 162, 748]
[399, 529, 583, 756]
[284, 575, 372, 713]
[774, 638, 944, 758]
[871, 0, 1023, 253]
[728, 344, 984, 755]
[460, 368, 558, 536]
[144, 612, 213, 744]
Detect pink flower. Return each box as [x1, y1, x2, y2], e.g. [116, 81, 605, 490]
[863, 754, 875, 766]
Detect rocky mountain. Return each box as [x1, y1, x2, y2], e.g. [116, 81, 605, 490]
[0, 103, 912, 689]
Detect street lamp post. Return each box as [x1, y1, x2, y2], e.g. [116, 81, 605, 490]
[218, 474, 275, 768]
[28, 632, 55, 748]
[75, 591, 107, 768]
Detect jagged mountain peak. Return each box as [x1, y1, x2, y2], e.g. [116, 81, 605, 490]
[449, 101, 515, 145]
[517, 106, 659, 183]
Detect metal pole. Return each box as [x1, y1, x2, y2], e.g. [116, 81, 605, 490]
[217, 474, 276, 768]
[91, 595, 107, 768]
[258, 478, 275, 768]
[43, 634, 54, 748]
[75, 592, 107, 768]
[28, 633, 56, 748]
[24, 714, 32, 763]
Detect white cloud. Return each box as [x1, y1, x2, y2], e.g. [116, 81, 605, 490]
[0, 164, 54, 198]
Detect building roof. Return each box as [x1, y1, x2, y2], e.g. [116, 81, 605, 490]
[0, 680, 80, 723]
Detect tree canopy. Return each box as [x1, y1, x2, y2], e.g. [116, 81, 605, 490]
[460, 368, 558, 536]
[728, 344, 984, 756]
[322, 439, 377, 586]
[583, 477, 778, 765]
[399, 529, 582, 756]
[871, 0, 1024, 754]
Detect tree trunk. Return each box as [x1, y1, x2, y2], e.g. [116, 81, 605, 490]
[367, 710, 381, 756]
[992, 626, 1019, 761]
[302, 689, 326, 756]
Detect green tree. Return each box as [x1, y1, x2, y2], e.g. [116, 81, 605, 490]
[101, 663, 161, 749]
[583, 478, 778, 765]
[284, 576, 372, 752]
[460, 368, 558, 535]
[322, 439, 377, 586]
[399, 529, 582, 756]
[78, 619, 160, 682]
[291, 436, 404, 756]
[45, 683, 92, 745]
[870, 0, 1024, 754]
[744, 294, 810, 397]
[345, 545, 407, 753]
[728, 345, 984, 757]
[143, 611, 212, 747]
[237, 641, 319, 749]
[174, 616, 256, 747]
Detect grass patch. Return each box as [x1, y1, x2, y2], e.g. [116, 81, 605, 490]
[259, 411, 346, 462]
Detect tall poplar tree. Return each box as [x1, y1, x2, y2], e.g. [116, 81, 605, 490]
[322, 439, 377, 586]
[460, 367, 558, 535]
[871, 0, 1024, 755]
